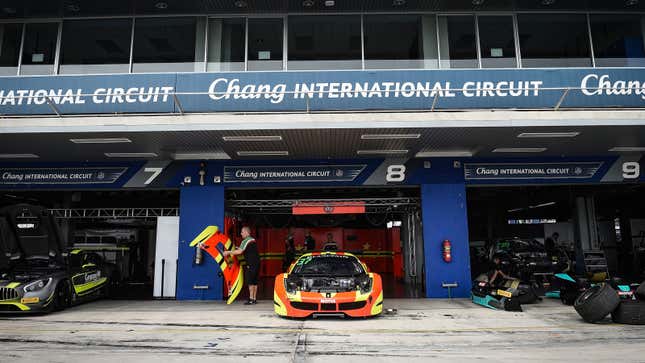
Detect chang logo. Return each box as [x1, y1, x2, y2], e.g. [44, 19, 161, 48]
[335, 169, 344, 177]
[97, 172, 105, 180]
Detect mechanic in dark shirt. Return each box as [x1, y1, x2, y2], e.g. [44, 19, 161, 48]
[487, 254, 509, 286]
[283, 230, 296, 272]
[304, 231, 316, 251]
[224, 226, 260, 305]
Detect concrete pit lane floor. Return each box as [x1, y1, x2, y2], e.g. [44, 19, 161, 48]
[0, 299, 644, 362]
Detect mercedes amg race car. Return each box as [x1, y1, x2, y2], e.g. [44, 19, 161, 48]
[0, 204, 111, 313]
[471, 275, 541, 312]
[274, 252, 383, 318]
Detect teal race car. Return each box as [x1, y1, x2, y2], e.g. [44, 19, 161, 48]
[0, 204, 111, 313]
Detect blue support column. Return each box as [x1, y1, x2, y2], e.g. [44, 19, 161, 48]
[421, 181, 472, 298]
[176, 185, 225, 300]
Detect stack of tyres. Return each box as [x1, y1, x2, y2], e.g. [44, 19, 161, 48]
[611, 281, 645, 325]
[574, 281, 645, 325]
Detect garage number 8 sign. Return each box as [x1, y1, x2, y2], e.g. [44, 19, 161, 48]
[386, 165, 406, 182]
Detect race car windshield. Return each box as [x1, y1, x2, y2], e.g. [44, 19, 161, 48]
[291, 255, 365, 276]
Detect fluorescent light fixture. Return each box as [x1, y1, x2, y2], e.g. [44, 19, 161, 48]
[492, 148, 547, 153]
[0, 153, 39, 158]
[517, 132, 580, 138]
[70, 138, 132, 144]
[356, 150, 408, 155]
[529, 202, 557, 209]
[361, 134, 420, 140]
[507, 207, 524, 213]
[172, 152, 230, 160]
[609, 147, 645, 152]
[236, 151, 289, 156]
[104, 152, 158, 158]
[222, 135, 283, 142]
[415, 150, 473, 157]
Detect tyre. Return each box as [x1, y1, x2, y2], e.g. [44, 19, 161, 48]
[611, 300, 645, 325]
[52, 280, 72, 312]
[574, 284, 620, 323]
[636, 281, 645, 300]
[560, 287, 579, 306]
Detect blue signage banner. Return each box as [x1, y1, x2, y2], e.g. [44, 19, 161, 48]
[0, 167, 128, 185]
[463, 162, 604, 180]
[223, 165, 366, 183]
[1, 68, 644, 115]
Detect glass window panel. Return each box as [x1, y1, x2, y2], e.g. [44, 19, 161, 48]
[59, 19, 132, 74]
[518, 14, 592, 68]
[248, 18, 283, 71]
[438, 16, 478, 69]
[478, 16, 517, 68]
[133, 17, 204, 73]
[207, 18, 245, 72]
[20, 23, 58, 75]
[288, 15, 361, 70]
[590, 14, 645, 67]
[365, 15, 437, 70]
[0, 23, 22, 76]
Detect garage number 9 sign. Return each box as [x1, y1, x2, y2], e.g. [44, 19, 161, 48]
[622, 162, 640, 180]
[386, 165, 406, 182]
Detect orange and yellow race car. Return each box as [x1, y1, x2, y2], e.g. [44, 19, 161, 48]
[274, 252, 383, 318]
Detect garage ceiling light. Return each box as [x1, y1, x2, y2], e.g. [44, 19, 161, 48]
[361, 134, 420, 140]
[172, 152, 230, 160]
[0, 153, 39, 158]
[237, 151, 289, 156]
[70, 138, 132, 144]
[517, 132, 580, 138]
[415, 150, 473, 157]
[356, 150, 408, 155]
[104, 152, 158, 158]
[609, 146, 645, 152]
[492, 148, 547, 153]
[223, 135, 283, 142]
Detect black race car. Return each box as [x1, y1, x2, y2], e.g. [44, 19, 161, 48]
[0, 204, 112, 313]
[486, 238, 570, 284]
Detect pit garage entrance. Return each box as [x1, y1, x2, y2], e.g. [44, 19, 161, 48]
[224, 186, 424, 300]
[467, 184, 645, 285]
[0, 190, 179, 299]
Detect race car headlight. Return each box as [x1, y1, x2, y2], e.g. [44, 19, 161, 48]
[284, 278, 298, 294]
[358, 276, 372, 293]
[23, 278, 52, 293]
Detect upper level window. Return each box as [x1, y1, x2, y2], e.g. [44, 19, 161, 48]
[0, 23, 22, 76]
[207, 18, 245, 72]
[20, 23, 58, 75]
[133, 17, 204, 73]
[438, 16, 478, 69]
[518, 14, 592, 68]
[478, 16, 517, 68]
[248, 18, 283, 71]
[364, 15, 437, 69]
[60, 19, 132, 74]
[590, 14, 645, 67]
[288, 15, 361, 70]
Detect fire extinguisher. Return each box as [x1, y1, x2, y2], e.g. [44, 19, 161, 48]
[442, 240, 452, 263]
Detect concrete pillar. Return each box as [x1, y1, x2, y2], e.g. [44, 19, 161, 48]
[176, 185, 225, 300]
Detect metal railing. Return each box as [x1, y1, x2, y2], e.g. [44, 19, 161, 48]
[49, 208, 179, 219]
[1, 85, 644, 118]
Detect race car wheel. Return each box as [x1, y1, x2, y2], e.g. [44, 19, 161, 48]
[636, 281, 645, 301]
[560, 288, 579, 306]
[574, 284, 620, 323]
[611, 300, 645, 325]
[53, 280, 72, 311]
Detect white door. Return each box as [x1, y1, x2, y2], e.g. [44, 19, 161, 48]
[153, 216, 179, 298]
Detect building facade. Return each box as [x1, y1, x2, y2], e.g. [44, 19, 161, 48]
[1, 0, 644, 300]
